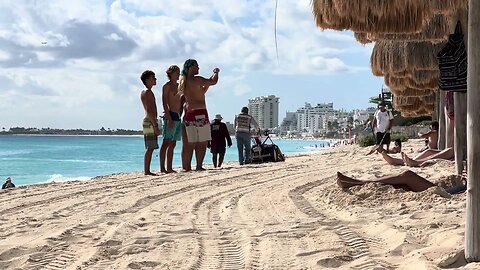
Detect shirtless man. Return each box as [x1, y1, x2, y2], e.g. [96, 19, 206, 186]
[140, 70, 160, 175]
[160, 65, 182, 173]
[418, 121, 439, 151]
[178, 59, 220, 171]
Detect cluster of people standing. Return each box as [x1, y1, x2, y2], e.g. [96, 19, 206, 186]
[140, 59, 260, 175]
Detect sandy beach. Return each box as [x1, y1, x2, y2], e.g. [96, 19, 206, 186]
[0, 139, 477, 270]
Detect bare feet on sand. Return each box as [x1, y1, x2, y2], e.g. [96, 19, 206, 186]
[366, 145, 380, 156]
[402, 152, 420, 167]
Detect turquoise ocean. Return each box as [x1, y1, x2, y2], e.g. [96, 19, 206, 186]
[0, 135, 329, 186]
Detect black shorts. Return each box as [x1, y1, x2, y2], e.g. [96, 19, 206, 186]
[376, 132, 391, 145]
[210, 147, 226, 155]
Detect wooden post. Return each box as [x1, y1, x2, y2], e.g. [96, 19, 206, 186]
[433, 91, 439, 121]
[454, 92, 467, 174]
[438, 91, 446, 150]
[465, 0, 480, 262]
[455, 10, 469, 175]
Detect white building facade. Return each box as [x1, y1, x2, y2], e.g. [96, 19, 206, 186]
[248, 95, 279, 130]
[295, 102, 336, 133]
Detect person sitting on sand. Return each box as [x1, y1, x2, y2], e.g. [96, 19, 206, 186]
[366, 139, 401, 155]
[389, 139, 402, 154]
[417, 121, 439, 152]
[381, 147, 454, 167]
[336, 171, 466, 194]
[2, 177, 15, 189]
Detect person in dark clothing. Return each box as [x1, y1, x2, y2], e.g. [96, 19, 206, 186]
[2, 177, 15, 189]
[208, 114, 232, 168]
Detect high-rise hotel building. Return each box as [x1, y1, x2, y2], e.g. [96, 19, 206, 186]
[247, 95, 279, 130]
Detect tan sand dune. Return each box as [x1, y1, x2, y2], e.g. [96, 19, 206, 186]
[0, 139, 478, 269]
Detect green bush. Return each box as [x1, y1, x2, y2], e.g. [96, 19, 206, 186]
[391, 133, 409, 142]
[358, 132, 409, 147]
[358, 133, 376, 147]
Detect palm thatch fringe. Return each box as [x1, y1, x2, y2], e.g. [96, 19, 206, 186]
[385, 74, 439, 90]
[432, 0, 468, 14]
[371, 40, 442, 77]
[408, 70, 439, 84]
[393, 96, 424, 107]
[397, 106, 433, 117]
[405, 41, 445, 71]
[370, 41, 407, 76]
[423, 93, 436, 104]
[354, 32, 372, 44]
[311, 0, 432, 33]
[393, 87, 435, 97]
[424, 103, 435, 112]
[372, 14, 451, 42]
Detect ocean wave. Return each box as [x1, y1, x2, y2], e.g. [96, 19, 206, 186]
[302, 146, 327, 150]
[0, 149, 33, 156]
[44, 174, 92, 183]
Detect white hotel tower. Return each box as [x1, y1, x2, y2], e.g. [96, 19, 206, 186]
[247, 95, 279, 130]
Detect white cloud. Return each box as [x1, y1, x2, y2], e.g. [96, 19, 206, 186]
[0, 50, 9, 61]
[0, 0, 376, 129]
[233, 84, 253, 96]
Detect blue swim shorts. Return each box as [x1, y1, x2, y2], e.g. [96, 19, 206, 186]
[163, 120, 182, 141]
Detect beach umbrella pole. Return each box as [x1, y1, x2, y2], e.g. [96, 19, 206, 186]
[465, 0, 480, 262]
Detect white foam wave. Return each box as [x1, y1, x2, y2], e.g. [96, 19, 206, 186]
[45, 174, 92, 183]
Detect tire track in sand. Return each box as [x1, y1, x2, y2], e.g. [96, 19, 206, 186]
[288, 176, 395, 270]
[189, 168, 314, 270]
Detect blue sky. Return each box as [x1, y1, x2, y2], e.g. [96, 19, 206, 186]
[0, 0, 383, 130]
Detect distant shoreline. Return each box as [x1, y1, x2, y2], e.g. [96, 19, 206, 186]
[0, 133, 144, 137]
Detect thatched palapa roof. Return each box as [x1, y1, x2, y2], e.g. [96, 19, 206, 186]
[312, 0, 432, 33]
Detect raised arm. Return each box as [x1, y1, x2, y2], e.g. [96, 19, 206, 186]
[197, 68, 220, 92]
[418, 130, 431, 138]
[250, 116, 260, 133]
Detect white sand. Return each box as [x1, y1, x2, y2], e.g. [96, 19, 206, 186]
[0, 139, 477, 269]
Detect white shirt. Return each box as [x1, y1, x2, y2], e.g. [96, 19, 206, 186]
[374, 109, 393, 133]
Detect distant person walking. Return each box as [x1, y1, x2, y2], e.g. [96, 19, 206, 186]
[179, 59, 220, 171]
[372, 102, 394, 153]
[208, 114, 232, 168]
[160, 65, 182, 174]
[234, 107, 260, 165]
[2, 177, 15, 189]
[140, 70, 160, 176]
